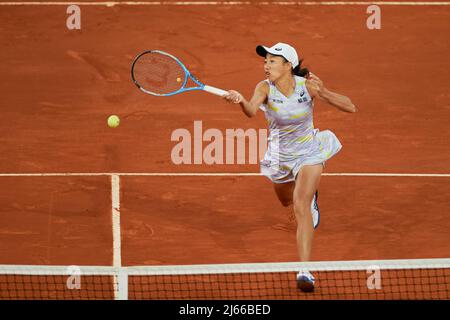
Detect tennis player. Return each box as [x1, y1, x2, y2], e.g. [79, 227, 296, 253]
[224, 43, 357, 292]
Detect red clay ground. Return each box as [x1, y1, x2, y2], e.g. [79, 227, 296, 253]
[0, 3, 449, 271]
[121, 176, 450, 265]
[0, 177, 112, 265]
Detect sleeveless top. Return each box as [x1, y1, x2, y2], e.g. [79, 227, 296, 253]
[260, 75, 321, 163]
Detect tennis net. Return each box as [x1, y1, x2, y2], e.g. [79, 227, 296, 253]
[1, 258, 449, 300]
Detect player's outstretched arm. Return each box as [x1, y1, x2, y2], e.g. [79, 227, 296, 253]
[223, 81, 269, 118]
[306, 73, 358, 113]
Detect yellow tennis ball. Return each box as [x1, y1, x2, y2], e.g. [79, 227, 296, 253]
[107, 115, 120, 128]
[176, 77, 182, 83]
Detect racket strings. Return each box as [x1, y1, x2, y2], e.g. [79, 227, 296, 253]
[132, 52, 185, 95]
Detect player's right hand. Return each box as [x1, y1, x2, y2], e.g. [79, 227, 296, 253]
[223, 90, 244, 104]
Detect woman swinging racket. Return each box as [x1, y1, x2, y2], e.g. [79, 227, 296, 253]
[223, 43, 357, 292]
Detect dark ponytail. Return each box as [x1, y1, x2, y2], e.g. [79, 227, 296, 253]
[292, 59, 310, 78]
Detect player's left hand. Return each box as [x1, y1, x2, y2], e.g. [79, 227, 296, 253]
[306, 72, 324, 97]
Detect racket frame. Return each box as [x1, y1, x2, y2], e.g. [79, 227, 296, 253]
[131, 50, 227, 97]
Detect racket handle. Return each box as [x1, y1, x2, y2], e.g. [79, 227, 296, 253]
[203, 85, 228, 97]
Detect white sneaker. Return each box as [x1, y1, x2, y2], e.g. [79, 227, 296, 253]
[311, 191, 320, 229]
[296, 270, 315, 293]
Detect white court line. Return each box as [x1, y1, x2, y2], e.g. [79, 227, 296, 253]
[1, 1, 450, 6]
[0, 172, 449, 177]
[111, 174, 122, 299]
[111, 174, 122, 268]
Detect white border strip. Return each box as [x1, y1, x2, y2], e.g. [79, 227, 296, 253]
[128, 259, 450, 275]
[126, 258, 450, 275]
[1, 258, 449, 275]
[0, 1, 450, 6]
[0, 172, 449, 177]
[0, 265, 118, 275]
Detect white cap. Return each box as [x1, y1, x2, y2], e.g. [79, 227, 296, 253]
[256, 42, 299, 68]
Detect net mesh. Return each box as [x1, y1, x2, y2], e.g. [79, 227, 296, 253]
[0, 266, 118, 300]
[1, 259, 449, 300]
[0, 274, 115, 300]
[132, 51, 185, 95]
[128, 268, 450, 300]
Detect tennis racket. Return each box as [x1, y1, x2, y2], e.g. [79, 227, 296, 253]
[131, 50, 228, 97]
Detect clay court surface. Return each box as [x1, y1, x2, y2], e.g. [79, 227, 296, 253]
[0, 1, 449, 272]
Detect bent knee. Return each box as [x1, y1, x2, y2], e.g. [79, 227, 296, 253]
[293, 198, 311, 216]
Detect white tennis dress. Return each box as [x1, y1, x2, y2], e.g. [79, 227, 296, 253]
[260, 76, 342, 183]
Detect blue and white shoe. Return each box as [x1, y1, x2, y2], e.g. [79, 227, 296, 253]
[297, 270, 315, 293]
[311, 191, 320, 229]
